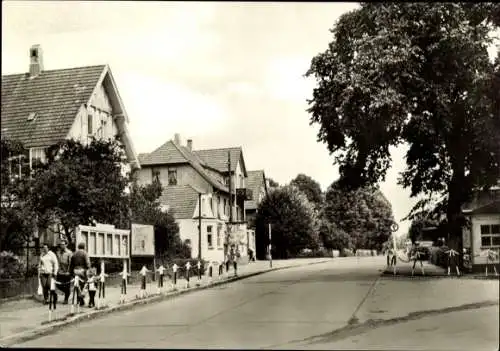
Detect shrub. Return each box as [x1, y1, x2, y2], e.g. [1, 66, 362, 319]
[0, 251, 26, 279]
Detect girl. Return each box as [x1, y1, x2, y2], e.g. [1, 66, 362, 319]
[85, 268, 97, 308]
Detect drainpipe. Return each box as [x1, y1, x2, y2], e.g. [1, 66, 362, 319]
[198, 193, 202, 261]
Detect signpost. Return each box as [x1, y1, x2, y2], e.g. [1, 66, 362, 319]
[269, 223, 272, 268]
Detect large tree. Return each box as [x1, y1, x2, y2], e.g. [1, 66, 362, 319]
[255, 185, 318, 259]
[289, 173, 324, 208]
[306, 3, 500, 265]
[322, 182, 394, 252]
[0, 139, 35, 254]
[30, 138, 130, 249]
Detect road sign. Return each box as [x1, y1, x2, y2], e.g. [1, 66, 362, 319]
[390, 223, 399, 232]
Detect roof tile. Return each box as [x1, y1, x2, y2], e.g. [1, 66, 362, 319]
[159, 185, 200, 219]
[1, 65, 106, 148]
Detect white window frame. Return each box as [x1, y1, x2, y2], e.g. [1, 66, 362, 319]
[480, 224, 500, 249]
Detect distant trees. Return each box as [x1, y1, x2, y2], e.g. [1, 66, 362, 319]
[322, 182, 394, 252]
[290, 173, 324, 208]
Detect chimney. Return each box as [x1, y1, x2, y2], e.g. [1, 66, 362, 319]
[174, 133, 181, 145]
[187, 139, 193, 151]
[29, 44, 44, 78]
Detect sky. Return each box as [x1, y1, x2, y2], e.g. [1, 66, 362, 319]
[2, 2, 498, 238]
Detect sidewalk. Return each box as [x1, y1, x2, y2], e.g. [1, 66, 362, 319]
[0, 258, 330, 345]
[382, 260, 500, 279]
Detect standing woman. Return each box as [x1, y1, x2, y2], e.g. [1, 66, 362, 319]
[39, 243, 59, 305]
[69, 242, 91, 307]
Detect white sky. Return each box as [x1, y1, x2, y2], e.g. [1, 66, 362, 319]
[2, 1, 498, 237]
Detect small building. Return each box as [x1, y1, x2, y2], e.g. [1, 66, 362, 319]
[462, 186, 500, 272]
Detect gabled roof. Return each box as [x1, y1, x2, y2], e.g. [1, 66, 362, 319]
[1, 65, 106, 148]
[159, 185, 201, 219]
[470, 201, 500, 215]
[194, 147, 247, 176]
[139, 139, 229, 193]
[245, 170, 267, 210]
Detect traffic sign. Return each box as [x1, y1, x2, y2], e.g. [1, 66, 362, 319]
[390, 223, 399, 232]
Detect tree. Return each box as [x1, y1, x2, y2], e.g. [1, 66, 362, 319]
[318, 219, 352, 252]
[322, 182, 394, 252]
[0, 139, 35, 254]
[306, 3, 500, 266]
[266, 177, 280, 190]
[255, 185, 317, 259]
[128, 179, 190, 259]
[289, 174, 324, 208]
[30, 138, 130, 249]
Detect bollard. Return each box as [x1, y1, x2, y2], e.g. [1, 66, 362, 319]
[97, 262, 108, 309]
[71, 275, 81, 314]
[185, 261, 191, 288]
[172, 263, 178, 289]
[157, 264, 166, 294]
[208, 262, 213, 283]
[218, 262, 223, 279]
[120, 267, 129, 304]
[48, 276, 57, 322]
[197, 261, 202, 285]
[139, 265, 150, 299]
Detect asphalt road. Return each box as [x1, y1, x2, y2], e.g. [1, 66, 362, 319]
[15, 257, 499, 350]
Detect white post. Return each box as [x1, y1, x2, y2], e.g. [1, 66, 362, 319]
[268, 223, 272, 268]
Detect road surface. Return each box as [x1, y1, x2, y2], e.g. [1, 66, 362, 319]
[15, 257, 499, 350]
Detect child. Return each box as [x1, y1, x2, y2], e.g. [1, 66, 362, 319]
[139, 265, 150, 298]
[86, 269, 97, 308]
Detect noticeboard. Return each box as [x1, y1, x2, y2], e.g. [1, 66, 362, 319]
[131, 223, 155, 256]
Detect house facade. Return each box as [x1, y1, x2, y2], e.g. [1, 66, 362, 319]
[462, 186, 500, 272]
[1, 44, 140, 245]
[137, 134, 253, 262]
[244, 170, 269, 256]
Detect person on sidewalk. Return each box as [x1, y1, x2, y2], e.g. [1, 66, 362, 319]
[56, 240, 73, 304]
[38, 243, 59, 305]
[139, 265, 150, 298]
[69, 242, 91, 307]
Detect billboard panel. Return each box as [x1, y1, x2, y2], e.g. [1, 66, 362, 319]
[131, 223, 155, 256]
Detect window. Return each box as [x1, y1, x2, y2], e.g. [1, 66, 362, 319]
[152, 168, 160, 183]
[88, 114, 93, 135]
[217, 226, 221, 247]
[223, 199, 227, 215]
[30, 147, 47, 169]
[207, 226, 213, 248]
[168, 169, 177, 185]
[480, 224, 500, 248]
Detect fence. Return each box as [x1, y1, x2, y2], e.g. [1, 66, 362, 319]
[0, 276, 38, 300]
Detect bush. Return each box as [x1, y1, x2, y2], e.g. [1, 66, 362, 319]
[0, 251, 26, 279]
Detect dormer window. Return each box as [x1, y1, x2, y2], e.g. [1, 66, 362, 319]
[168, 169, 177, 186]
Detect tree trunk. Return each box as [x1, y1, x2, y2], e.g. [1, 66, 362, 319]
[447, 174, 465, 270]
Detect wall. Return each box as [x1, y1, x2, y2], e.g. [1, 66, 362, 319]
[67, 84, 118, 143]
[470, 214, 500, 265]
[177, 218, 225, 262]
[136, 164, 211, 193]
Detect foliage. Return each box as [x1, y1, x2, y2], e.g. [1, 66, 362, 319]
[306, 3, 500, 260]
[0, 251, 26, 279]
[255, 185, 318, 259]
[322, 182, 394, 252]
[128, 178, 190, 260]
[289, 173, 324, 207]
[0, 139, 36, 254]
[266, 177, 280, 189]
[30, 138, 130, 249]
[318, 219, 352, 252]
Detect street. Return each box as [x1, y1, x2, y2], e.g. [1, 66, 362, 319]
[15, 257, 499, 350]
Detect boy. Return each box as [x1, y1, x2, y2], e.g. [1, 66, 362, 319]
[86, 268, 97, 308]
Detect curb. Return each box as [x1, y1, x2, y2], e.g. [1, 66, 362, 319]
[381, 271, 500, 280]
[0, 259, 331, 347]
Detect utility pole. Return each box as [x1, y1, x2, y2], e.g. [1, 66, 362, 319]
[269, 223, 272, 268]
[226, 151, 232, 259]
[198, 192, 202, 261]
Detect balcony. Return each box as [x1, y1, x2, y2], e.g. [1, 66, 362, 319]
[236, 188, 253, 201]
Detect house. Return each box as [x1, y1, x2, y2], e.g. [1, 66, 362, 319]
[244, 170, 269, 254]
[1, 44, 140, 245]
[137, 134, 253, 262]
[462, 185, 500, 272]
